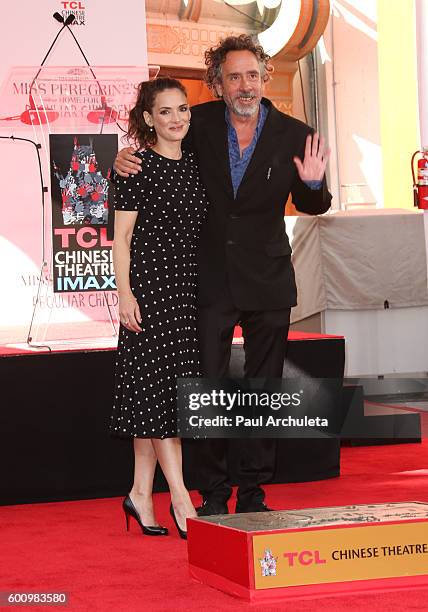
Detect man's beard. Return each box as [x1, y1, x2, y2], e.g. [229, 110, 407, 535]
[226, 93, 260, 117]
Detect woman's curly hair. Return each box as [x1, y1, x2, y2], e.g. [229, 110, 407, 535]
[204, 34, 273, 97]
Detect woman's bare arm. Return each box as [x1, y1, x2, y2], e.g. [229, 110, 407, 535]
[113, 210, 142, 332]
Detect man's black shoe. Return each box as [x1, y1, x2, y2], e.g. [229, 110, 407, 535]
[196, 500, 229, 517]
[235, 502, 273, 513]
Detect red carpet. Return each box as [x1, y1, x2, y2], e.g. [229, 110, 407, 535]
[1, 441, 428, 611]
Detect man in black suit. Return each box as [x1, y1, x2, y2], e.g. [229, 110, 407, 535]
[114, 35, 331, 515]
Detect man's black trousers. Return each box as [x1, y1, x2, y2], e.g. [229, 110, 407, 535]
[196, 297, 291, 509]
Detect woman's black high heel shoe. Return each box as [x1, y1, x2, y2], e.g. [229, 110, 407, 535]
[169, 503, 187, 540]
[123, 495, 168, 536]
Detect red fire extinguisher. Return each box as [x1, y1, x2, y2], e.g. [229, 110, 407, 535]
[412, 147, 428, 209]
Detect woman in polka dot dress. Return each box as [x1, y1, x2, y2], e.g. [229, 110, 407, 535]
[110, 78, 207, 539]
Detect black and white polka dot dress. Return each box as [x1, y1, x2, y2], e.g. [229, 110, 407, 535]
[110, 148, 208, 439]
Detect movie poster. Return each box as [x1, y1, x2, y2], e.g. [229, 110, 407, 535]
[50, 134, 117, 293]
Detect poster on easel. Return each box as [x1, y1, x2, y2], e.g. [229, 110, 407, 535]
[50, 133, 117, 293]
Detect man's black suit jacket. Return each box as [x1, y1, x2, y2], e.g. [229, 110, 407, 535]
[185, 97, 332, 311]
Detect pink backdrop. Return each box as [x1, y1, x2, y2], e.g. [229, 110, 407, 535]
[0, 1, 148, 338]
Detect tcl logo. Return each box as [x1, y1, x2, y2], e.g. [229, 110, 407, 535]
[60, 2, 85, 8]
[283, 550, 327, 567]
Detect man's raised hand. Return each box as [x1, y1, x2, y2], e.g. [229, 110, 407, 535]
[293, 133, 330, 182]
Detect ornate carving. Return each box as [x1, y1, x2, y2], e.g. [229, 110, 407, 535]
[273, 100, 293, 115]
[265, 60, 298, 113]
[147, 20, 239, 67]
[147, 24, 182, 55]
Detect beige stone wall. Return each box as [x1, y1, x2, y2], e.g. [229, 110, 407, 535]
[145, 1, 329, 120]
